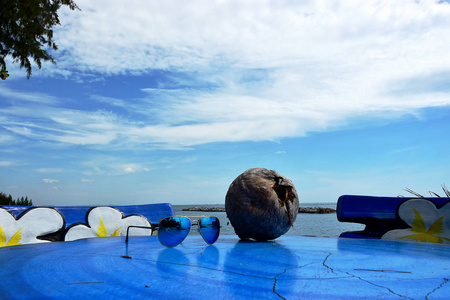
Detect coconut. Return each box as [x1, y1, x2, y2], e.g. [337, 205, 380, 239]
[225, 168, 299, 241]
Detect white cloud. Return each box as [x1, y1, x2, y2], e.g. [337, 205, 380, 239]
[81, 178, 94, 183]
[2, 1, 450, 148]
[122, 164, 150, 174]
[41, 179, 60, 184]
[53, 0, 450, 73]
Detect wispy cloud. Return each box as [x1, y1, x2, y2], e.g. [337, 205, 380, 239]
[35, 168, 65, 173]
[80, 157, 151, 176]
[41, 179, 60, 184]
[0, 86, 59, 105]
[390, 146, 420, 154]
[0, 161, 12, 167]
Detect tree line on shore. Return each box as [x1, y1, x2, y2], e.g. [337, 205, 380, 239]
[0, 192, 33, 206]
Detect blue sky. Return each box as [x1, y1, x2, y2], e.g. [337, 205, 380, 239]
[1, 0, 450, 206]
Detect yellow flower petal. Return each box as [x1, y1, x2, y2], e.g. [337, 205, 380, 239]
[0, 225, 6, 246]
[96, 218, 107, 237]
[427, 215, 446, 235]
[6, 226, 23, 246]
[111, 227, 122, 237]
[411, 208, 426, 233]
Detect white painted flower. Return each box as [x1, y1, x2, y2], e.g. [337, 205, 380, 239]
[64, 206, 152, 241]
[0, 207, 64, 247]
[382, 199, 450, 244]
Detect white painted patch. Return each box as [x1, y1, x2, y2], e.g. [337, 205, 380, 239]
[0, 207, 64, 246]
[64, 206, 152, 241]
[382, 199, 450, 244]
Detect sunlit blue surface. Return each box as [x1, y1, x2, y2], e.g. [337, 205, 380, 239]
[1, 235, 449, 299]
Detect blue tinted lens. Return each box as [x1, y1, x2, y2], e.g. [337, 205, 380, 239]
[198, 217, 220, 245]
[158, 217, 191, 247]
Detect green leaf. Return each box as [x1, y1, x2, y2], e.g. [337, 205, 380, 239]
[0, 0, 80, 78]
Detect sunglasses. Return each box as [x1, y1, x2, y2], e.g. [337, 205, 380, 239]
[125, 216, 220, 247]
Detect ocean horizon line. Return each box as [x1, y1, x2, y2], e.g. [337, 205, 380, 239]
[173, 202, 337, 207]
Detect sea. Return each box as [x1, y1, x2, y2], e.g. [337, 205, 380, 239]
[173, 203, 365, 238]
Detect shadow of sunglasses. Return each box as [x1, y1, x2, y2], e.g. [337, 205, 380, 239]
[126, 216, 220, 247]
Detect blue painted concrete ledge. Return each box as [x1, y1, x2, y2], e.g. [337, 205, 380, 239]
[0, 235, 449, 299]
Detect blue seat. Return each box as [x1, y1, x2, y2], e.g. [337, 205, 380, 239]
[337, 195, 450, 242]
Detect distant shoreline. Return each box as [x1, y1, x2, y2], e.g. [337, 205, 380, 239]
[182, 206, 336, 214]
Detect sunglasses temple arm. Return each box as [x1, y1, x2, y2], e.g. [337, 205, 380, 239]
[125, 224, 158, 243]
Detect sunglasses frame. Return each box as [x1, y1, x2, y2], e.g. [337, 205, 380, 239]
[125, 216, 220, 247]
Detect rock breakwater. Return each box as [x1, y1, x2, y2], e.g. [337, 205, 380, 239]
[298, 207, 336, 214]
[182, 207, 226, 212]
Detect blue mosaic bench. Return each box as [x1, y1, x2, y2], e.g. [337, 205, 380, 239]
[0, 203, 174, 245]
[337, 195, 450, 243]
